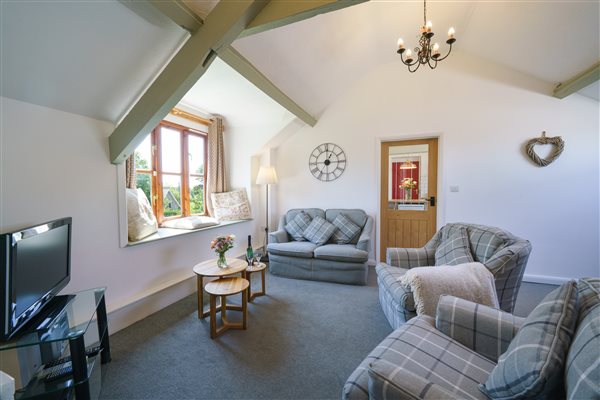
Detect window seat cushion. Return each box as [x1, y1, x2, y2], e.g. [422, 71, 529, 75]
[161, 216, 219, 230]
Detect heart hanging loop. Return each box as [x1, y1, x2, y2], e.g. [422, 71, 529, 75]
[525, 131, 565, 167]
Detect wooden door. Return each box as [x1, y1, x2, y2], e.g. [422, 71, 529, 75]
[380, 138, 438, 260]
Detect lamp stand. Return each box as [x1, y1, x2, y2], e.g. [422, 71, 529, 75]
[261, 184, 270, 262]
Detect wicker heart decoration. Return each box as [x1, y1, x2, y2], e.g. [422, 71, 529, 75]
[525, 132, 564, 167]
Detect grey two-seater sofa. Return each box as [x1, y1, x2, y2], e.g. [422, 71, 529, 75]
[267, 208, 373, 285]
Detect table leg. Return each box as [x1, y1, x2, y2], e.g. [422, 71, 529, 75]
[261, 269, 266, 296]
[69, 335, 90, 400]
[197, 275, 204, 319]
[209, 295, 217, 339]
[242, 288, 248, 330]
[97, 295, 111, 363]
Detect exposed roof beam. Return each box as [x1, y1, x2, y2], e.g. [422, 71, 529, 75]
[218, 46, 317, 126]
[553, 62, 600, 99]
[239, 0, 368, 38]
[147, 0, 203, 33]
[109, 0, 268, 164]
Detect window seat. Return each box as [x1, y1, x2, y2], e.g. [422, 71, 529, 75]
[127, 219, 251, 246]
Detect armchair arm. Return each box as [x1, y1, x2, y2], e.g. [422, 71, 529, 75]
[356, 216, 373, 252]
[435, 295, 525, 362]
[368, 361, 459, 400]
[268, 229, 289, 244]
[386, 247, 436, 268]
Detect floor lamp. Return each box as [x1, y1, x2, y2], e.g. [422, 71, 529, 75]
[256, 166, 278, 262]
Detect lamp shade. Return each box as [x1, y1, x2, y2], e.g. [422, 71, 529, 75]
[256, 166, 278, 185]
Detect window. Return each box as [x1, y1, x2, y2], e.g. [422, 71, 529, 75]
[135, 121, 208, 223]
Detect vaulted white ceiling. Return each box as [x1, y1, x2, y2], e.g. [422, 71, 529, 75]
[1, 0, 598, 127]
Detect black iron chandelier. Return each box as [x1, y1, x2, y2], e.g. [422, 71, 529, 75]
[396, 0, 456, 72]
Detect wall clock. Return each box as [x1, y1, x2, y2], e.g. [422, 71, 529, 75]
[308, 143, 346, 181]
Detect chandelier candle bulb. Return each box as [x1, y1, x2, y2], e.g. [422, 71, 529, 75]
[397, 38, 404, 49]
[426, 21, 433, 31]
[432, 43, 440, 56]
[405, 49, 413, 61]
[448, 27, 455, 39]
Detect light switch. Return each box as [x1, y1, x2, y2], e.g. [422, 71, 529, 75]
[450, 185, 459, 193]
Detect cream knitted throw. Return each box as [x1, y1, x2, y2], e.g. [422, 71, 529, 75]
[400, 262, 499, 317]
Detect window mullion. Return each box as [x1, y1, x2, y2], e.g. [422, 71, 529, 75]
[154, 126, 164, 224]
[182, 131, 190, 217]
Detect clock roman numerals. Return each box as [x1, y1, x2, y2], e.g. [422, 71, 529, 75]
[308, 143, 346, 182]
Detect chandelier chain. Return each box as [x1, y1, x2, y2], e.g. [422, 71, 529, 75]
[423, 0, 427, 26]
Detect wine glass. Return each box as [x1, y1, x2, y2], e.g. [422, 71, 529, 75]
[252, 250, 263, 266]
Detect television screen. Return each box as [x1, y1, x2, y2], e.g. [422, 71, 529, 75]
[14, 224, 70, 317]
[1, 217, 71, 340]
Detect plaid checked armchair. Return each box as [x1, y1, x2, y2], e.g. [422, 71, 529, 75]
[344, 278, 599, 400]
[377, 223, 532, 328]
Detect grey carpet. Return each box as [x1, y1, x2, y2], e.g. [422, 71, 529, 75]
[99, 268, 556, 400]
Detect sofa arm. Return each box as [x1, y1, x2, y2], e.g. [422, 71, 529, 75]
[368, 361, 459, 400]
[356, 215, 373, 252]
[386, 247, 436, 268]
[435, 295, 525, 362]
[268, 230, 289, 244]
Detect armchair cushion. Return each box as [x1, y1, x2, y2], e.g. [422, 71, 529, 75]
[376, 264, 416, 312]
[342, 316, 494, 400]
[368, 363, 460, 400]
[331, 213, 361, 244]
[435, 226, 475, 266]
[436, 295, 524, 362]
[284, 211, 312, 241]
[480, 281, 578, 399]
[302, 215, 337, 245]
[575, 277, 599, 325]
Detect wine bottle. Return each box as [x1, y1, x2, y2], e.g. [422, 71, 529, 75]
[246, 235, 254, 265]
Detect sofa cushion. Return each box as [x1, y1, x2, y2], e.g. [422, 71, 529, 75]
[285, 208, 324, 225]
[284, 211, 312, 241]
[565, 305, 600, 400]
[303, 215, 337, 245]
[441, 224, 509, 263]
[325, 209, 367, 245]
[343, 316, 494, 400]
[313, 244, 368, 263]
[480, 281, 578, 399]
[267, 241, 318, 259]
[576, 277, 600, 325]
[331, 213, 362, 244]
[435, 226, 475, 266]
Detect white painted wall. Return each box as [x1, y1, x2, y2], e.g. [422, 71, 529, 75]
[0, 97, 261, 331]
[272, 53, 600, 280]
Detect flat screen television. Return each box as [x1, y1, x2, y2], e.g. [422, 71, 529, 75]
[0, 217, 72, 340]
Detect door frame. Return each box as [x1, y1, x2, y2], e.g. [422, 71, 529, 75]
[375, 132, 446, 262]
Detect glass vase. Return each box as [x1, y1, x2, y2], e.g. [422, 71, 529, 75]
[405, 189, 412, 201]
[217, 253, 228, 268]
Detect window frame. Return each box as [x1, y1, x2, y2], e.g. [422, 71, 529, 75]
[136, 120, 208, 224]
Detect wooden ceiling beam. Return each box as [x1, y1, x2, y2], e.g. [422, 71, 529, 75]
[147, 0, 203, 33]
[553, 62, 600, 99]
[239, 0, 368, 38]
[217, 46, 317, 126]
[109, 0, 268, 164]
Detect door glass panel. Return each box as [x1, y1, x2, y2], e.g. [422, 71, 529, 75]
[162, 174, 182, 217]
[388, 144, 429, 211]
[188, 135, 205, 176]
[189, 176, 205, 215]
[161, 127, 181, 173]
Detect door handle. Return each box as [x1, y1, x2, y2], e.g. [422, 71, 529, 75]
[428, 196, 436, 207]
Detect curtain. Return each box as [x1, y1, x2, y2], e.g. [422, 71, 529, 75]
[206, 116, 227, 217]
[125, 153, 136, 189]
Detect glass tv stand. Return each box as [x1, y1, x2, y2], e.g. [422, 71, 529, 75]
[0, 287, 111, 400]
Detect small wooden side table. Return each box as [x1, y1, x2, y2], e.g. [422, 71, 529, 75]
[246, 262, 267, 302]
[205, 277, 249, 339]
[193, 258, 247, 319]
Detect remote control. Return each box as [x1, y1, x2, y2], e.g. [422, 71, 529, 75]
[44, 346, 102, 369]
[44, 364, 73, 382]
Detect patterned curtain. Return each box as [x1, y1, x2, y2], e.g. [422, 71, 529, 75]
[125, 153, 136, 189]
[206, 116, 227, 217]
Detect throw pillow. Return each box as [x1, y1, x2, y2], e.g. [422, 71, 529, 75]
[303, 215, 337, 245]
[285, 212, 312, 241]
[126, 188, 158, 241]
[435, 226, 475, 266]
[480, 280, 578, 399]
[331, 213, 361, 244]
[210, 189, 251, 221]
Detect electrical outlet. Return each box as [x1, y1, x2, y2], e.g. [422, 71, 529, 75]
[450, 185, 459, 193]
